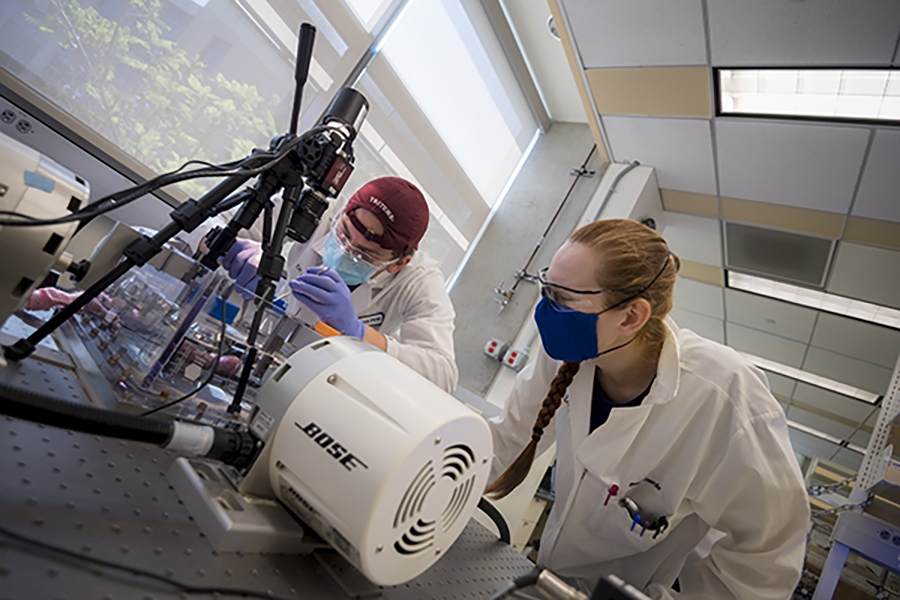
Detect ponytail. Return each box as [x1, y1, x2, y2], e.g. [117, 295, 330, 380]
[485, 361, 581, 500]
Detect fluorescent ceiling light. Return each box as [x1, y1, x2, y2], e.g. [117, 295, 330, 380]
[786, 420, 866, 454]
[719, 69, 900, 122]
[729, 272, 900, 331]
[786, 419, 843, 445]
[742, 352, 881, 404]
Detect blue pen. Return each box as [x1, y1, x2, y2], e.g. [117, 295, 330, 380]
[630, 514, 642, 532]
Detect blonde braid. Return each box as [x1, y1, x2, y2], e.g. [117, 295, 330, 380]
[485, 362, 580, 500]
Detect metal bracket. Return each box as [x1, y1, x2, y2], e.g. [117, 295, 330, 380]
[514, 269, 539, 284]
[570, 166, 595, 177]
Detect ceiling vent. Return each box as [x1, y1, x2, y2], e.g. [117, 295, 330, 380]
[724, 222, 835, 288]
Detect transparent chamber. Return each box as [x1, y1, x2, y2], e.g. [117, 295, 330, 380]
[67, 245, 320, 427]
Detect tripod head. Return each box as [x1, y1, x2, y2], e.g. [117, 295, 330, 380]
[198, 86, 367, 272]
[287, 87, 368, 244]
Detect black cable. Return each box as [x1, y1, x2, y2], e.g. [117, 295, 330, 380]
[0, 160, 251, 223]
[489, 570, 542, 600]
[141, 286, 232, 417]
[0, 125, 332, 228]
[478, 497, 511, 544]
[0, 381, 172, 445]
[0, 525, 290, 600]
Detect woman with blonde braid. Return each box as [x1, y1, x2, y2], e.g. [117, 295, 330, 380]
[487, 220, 808, 599]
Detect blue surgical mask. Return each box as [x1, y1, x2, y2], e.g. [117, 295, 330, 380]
[322, 232, 380, 286]
[534, 297, 638, 363]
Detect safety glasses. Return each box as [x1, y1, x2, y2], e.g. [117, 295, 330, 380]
[536, 255, 670, 305]
[537, 267, 646, 304]
[332, 218, 395, 268]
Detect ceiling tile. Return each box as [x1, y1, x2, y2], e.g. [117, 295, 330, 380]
[724, 289, 818, 343]
[559, 0, 707, 68]
[811, 312, 900, 369]
[765, 371, 797, 399]
[707, 0, 900, 66]
[787, 430, 842, 464]
[663, 213, 722, 267]
[716, 120, 870, 213]
[802, 346, 893, 396]
[849, 430, 874, 449]
[789, 407, 856, 441]
[789, 433, 862, 471]
[674, 278, 724, 319]
[792, 382, 877, 425]
[602, 116, 716, 194]
[851, 129, 900, 223]
[827, 242, 900, 310]
[725, 322, 808, 367]
[670, 308, 725, 344]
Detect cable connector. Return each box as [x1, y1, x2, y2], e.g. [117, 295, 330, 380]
[169, 199, 210, 232]
[122, 235, 161, 267]
[206, 428, 259, 470]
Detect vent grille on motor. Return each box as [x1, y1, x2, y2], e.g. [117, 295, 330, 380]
[441, 444, 475, 481]
[394, 460, 434, 529]
[391, 444, 478, 558]
[441, 475, 474, 532]
[393, 519, 436, 555]
[440, 444, 476, 531]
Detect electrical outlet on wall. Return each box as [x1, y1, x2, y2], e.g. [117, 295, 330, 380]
[483, 338, 508, 360]
[502, 347, 528, 371]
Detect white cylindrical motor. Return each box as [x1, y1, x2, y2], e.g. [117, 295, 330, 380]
[257, 337, 492, 586]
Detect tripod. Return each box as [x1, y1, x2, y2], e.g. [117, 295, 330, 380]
[4, 23, 368, 414]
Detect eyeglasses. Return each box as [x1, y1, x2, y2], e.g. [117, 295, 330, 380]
[536, 255, 670, 305]
[537, 267, 646, 304]
[332, 218, 394, 268]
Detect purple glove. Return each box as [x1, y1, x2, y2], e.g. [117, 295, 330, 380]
[221, 238, 262, 292]
[289, 267, 365, 338]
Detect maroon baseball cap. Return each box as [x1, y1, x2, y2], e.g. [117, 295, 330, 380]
[344, 177, 429, 252]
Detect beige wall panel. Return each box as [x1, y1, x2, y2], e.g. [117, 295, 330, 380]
[547, 0, 610, 162]
[721, 197, 845, 238]
[678, 260, 724, 287]
[661, 189, 718, 218]
[585, 67, 711, 118]
[844, 216, 900, 251]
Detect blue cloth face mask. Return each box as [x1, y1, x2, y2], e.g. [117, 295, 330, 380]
[321, 231, 381, 286]
[534, 297, 602, 362]
[533, 256, 671, 363]
[534, 296, 642, 363]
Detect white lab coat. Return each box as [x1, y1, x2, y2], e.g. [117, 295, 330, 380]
[180, 201, 459, 392]
[277, 204, 459, 393]
[489, 318, 808, 599]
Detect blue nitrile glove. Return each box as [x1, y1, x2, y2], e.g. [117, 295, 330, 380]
[288, 266, 366, 338]
[221, 238, 262, 292]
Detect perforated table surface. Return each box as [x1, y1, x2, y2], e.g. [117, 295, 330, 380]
[0, 353, 536, 600]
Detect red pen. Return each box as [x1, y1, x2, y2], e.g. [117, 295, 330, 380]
[604, 484, 619, 506]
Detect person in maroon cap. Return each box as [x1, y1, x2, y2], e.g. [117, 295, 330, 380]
[220, 176, 458, 392]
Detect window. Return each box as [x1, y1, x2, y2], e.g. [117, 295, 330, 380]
[718, 68, 900, 123]
[381, 0, 534, 206]
[0, 0, 538, 278]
